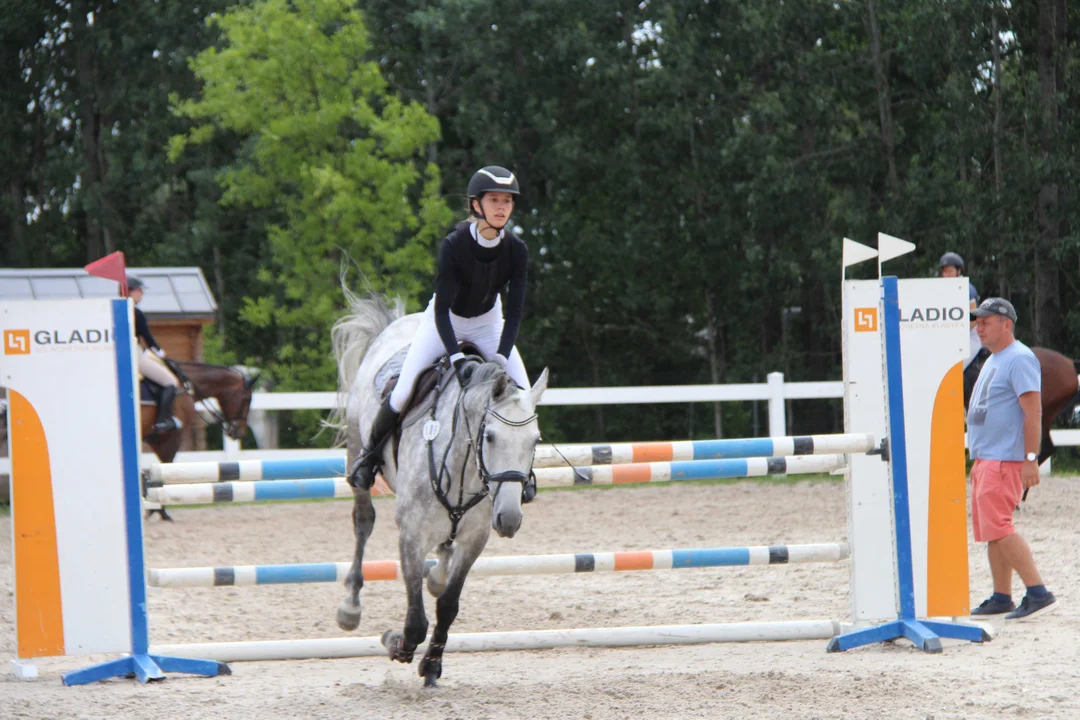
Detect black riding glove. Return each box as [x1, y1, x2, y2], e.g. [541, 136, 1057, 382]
[453, 357, 475, 387]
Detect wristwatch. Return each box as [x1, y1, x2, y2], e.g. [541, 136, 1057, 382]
[1025, 452, 1038, 462]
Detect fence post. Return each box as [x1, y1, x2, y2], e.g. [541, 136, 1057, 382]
[767, 372, 786, 437]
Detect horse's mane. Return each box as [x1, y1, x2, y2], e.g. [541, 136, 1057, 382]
[460, 362, 528, 415]
[466, 361, 508, 388]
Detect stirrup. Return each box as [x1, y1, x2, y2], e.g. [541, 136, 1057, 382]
[152, 418, 180, 434]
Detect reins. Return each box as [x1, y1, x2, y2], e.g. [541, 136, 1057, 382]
[426, 368, 537, 540]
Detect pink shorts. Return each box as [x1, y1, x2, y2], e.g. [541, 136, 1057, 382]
[970, 459, 1024, 543]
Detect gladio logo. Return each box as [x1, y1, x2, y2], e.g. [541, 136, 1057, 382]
[4, 329, 30, 354]
[854, 308, 877, 332]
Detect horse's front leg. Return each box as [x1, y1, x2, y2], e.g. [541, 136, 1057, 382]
[336, 488, 376, 631]
[381, 529, 431, 664]
[418, 530, 489, 687]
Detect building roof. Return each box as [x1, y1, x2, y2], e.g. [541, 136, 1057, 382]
[0, 267, 218, 320]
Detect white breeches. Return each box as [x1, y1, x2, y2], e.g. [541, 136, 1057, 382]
[962, 327, 982, 370]
[139, 350, 179, 387]
[388, 296, 530, 413]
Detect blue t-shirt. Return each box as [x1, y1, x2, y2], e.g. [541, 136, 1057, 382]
[969, 282, 979, 303]
[967, 340, 1040, 460]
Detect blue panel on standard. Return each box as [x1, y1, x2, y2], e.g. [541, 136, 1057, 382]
[669, 459, 750, 480]
[253, 479, 339, 500]
[255, 564, 339, 585]
[692, 438, 775, 460]
[259, 458, 345, 481]
[671, 548, 751, 568]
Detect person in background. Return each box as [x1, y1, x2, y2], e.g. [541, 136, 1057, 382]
[126, 276, 184, 434]
[939, 252, 986, 371]
[966, 297, 1057, 621]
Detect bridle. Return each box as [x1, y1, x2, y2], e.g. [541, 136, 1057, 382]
[426, 371, 537, 540]
[177, 364, 254, 440]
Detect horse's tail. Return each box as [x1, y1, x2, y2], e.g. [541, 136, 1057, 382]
[325, 283, 405, 443]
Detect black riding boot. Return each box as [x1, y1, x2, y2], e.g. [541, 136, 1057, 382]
[348, 398, 400, 489]
[152, 385, 182, 435]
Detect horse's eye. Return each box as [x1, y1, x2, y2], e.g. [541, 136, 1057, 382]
[485, 432, 495, 444]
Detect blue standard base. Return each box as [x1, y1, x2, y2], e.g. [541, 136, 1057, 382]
[826, 619, 991, 654]
[62, 654, 230, 686]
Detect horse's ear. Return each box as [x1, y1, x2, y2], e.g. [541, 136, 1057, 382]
[245, 371, 262, 390]
[492, 372, 509, 401]
[530, 367, 549, 407]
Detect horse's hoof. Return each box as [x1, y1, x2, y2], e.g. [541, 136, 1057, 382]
[381, 630, 414, 664]
[419, 656, 442, 686]
[337, 602, 362, 631]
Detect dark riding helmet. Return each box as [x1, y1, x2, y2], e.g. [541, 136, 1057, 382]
[127, 275, 146, 291]
[467, 166, 520, 202]
[939, 252, 965, 272]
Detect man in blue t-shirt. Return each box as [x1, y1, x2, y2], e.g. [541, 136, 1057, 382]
[967, 297, 1057, 620]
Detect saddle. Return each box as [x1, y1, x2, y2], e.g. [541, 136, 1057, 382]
[380, 342, 485, 465]
[139, 378, 190, 406]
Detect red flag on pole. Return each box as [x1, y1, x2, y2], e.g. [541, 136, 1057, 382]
[84, 251, 128, 296]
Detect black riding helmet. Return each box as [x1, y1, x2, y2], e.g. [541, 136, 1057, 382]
[939, 252, 965, 272]
[467, 166, 519, 227]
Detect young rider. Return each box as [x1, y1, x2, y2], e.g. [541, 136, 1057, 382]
[127, 276, 184, 434]
[940, 252, 986, 371]
[348, 165, 531, 489]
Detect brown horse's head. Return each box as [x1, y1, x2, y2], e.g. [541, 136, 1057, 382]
[177, 363, 260, 441]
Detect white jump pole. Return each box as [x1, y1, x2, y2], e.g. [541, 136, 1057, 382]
[151, 620, 845, 663]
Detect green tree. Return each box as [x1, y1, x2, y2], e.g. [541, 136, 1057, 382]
[169, 0, 452, 442]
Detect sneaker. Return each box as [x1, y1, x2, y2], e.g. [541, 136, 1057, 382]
[970, 596, 1017, 617]
[1005, 592, 1058, 621]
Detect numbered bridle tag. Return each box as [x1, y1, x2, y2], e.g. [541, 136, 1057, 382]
[422, 420, 441, 441]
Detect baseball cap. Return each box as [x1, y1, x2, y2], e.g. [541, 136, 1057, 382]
[971, 297, 1017, 322]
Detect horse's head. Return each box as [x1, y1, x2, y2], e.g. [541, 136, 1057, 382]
[467, 363, 549, 539]
[223, 371, 261, 440]
[180, 362, 260, 441]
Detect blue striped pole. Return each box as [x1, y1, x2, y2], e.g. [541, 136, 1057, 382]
[147, 433, 874, 485]
[534, 433, 874, 467]
[147, 478, 352, 505]
[145, 454, 846, 504]
[148, 542, 850, 588]
[537, 454, 846, 487]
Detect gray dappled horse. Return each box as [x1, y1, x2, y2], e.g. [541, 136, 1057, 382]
[329, 291, 548, 687]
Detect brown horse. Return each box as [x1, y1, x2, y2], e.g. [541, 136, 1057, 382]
[142, 361, 260, 520]
[964, 346, 1080, 471]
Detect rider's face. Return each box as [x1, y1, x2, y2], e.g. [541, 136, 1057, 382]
[130, 288, 144, 304]
[940, 266, 960, 278]
[474, 192, 515, 227]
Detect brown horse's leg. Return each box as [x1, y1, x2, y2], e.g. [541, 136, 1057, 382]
[142, 403, 182, 522]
